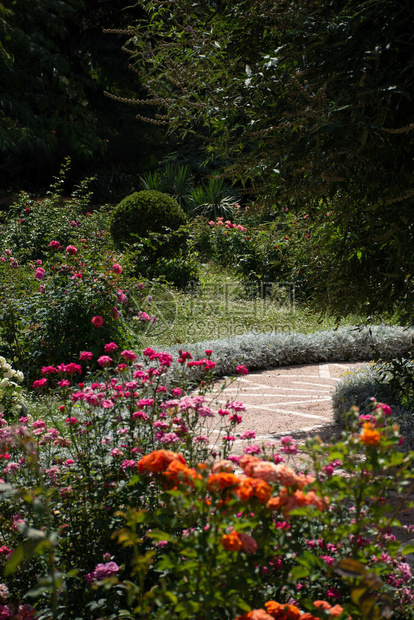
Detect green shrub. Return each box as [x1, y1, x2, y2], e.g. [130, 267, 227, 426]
[109, 190, 187, 248]
[125, 242, 199, 290]
[152, 252, 200, 290]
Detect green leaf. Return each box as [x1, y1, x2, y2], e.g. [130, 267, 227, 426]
[290, 565, 310, 580]
[145, 530, 175, 543]
[335, 558, 367, 579]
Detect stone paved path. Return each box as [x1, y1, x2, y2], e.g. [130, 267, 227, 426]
[207, 361, 364, 448]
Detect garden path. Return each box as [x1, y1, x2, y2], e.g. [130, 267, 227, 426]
[207, 361, 364, 448]
[205, 361, 414, 547]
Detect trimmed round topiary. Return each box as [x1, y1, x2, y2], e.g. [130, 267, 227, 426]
[109, 190, 187, 247]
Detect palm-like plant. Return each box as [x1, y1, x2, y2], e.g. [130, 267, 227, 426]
[189, 177, 239, 219]
[140, 163, 193, 212]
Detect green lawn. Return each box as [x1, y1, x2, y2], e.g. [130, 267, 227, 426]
[137, 263, 370, 349]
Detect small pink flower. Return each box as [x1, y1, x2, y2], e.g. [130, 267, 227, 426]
[65, 417, 79, 425]
[138, 311, 150, 322]
[98, 355, 112, 367]
[110, 448, 124, 457]
[58, 379, 71, 387]
[112, 306, 119, 319]
[112, 263, 122, 274]
[41, 366, 57, 375]
[33, 378, 48, 389]
[49, 240, 60, 249]
[376, 403, 392, 416]
[34, 267, 45, 280]
[66, 245, 78, 255]
[236, 365, 248, 375]
[38, 285, 45, 293]
[240, 430, 256, 440]
[104, 342, 118, 353]
[121, 350, 138, 361]
[92, 315, 104, 328]
[79, 351, 93, 361]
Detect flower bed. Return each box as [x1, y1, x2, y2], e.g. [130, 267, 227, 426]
[0, 349, 414, 619]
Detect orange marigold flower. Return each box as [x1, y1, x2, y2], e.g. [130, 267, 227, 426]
[267, 495, 285, 512]
[221, 530, 243, 551]
[313, 601, 343, 617]
[208, 472, 240, 491]
[163, 460, 200, 487]
[329, 605, 345, 617]
[251, 478, 272, 503]
[267, 488, 328, 517]
[236, 479, 255, 502]
[137, 450, 186, 474]
[295, 472, 316, 488]
[235, 611, 274, 620]
[313, 601, 331, 611]
[235, 476, 272, 503]
[265, 600, 302, 619]
[360, 422, 380, 446]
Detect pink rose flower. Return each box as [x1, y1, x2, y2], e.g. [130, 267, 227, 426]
[121, 350, 138, 361]
[49, 240, 60, 249]
[236, 365, 248, 375]
[91, 316, 104, 328]
[104, 342, 118, 353]
[33, 378, 48, 389]
[79, 351, 93, 361]
[97, 355, 112, 367]
[65, 245, 78, 255]
[112, 263, 122, 274]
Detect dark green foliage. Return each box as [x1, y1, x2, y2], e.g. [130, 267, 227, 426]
[109, 190, 187, 248]
[151, 252, 200, 290]
[124, 0, 414, 319]
[0, 0, 163, 191]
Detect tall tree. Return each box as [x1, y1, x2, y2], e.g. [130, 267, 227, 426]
[122, 0, 414, 317]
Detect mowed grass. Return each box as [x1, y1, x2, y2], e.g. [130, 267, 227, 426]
[135, 263, 368, 349]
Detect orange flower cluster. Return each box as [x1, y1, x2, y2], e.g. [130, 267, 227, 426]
[267, 488, 328, 517]
[137, 450, 186, 474]
[234, 600, 344, 620]
[236, 476, 272, 503]
[221, 530, 243, 551]
[163, 459, 204, 488]
[220, 530, 258, 554]
[312, 601, 344, 617]
[207, 472, 272, 503]
[266, 601, 302, 619]
[360, 422, 381, 446]
[239, 456, 314, 489]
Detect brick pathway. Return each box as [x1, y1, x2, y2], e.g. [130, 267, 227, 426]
[206, 361, 363, 447]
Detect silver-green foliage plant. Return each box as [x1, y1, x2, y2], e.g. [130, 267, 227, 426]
[157, 325, 414, 381]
